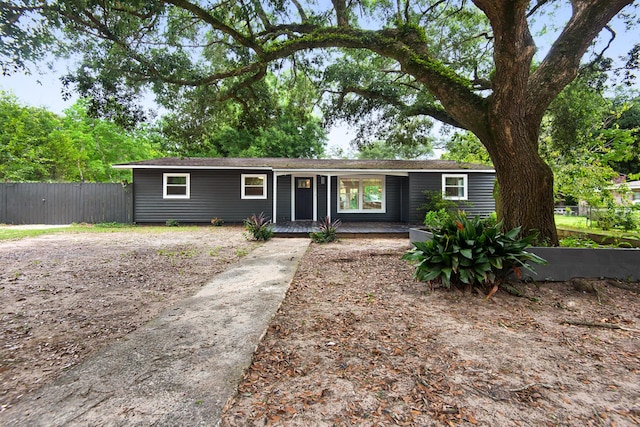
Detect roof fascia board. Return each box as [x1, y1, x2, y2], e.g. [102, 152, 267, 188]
[274, 168, 495, 174]
[112, 165, 273, 170]
[112, 165, 495, 174]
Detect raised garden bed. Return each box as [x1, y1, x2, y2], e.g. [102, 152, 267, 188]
[409, 228, 640, 282]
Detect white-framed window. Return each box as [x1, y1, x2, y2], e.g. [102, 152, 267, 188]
[442, 174, 468, 200]
[338, 175, 385, 213]
[242, 174, 267, 199]
[163, 173, 190, 199]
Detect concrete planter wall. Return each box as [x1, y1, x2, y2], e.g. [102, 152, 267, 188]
[409, 228, 640, 282]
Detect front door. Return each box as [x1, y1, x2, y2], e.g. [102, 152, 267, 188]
[295, 177, 313, 220]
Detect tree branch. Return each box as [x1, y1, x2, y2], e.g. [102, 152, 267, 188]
[527, 0, 633, 120]
[291, 0, 309, 22]
[336, 86, 463, 129]
[331, 0, 350, 27]
[165, 0, 265, 57]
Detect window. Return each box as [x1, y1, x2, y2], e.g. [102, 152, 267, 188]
[338, 176, 385, 212]
[242, 174, 267, 199]
[163, 173, 190, 199]
[297, 178, 311, 189]
[442, 174, 468, 200]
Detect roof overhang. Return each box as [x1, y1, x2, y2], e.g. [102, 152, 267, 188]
[112, 164, 272, 171]
[113, 164, 496, 174]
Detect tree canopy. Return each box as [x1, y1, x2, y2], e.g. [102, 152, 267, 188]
[0, 92, 162, 182]
[160, 71, 326, 157]
[2, 0, 639, 244]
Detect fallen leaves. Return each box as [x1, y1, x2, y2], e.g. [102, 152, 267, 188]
[220, 239, 640, 426]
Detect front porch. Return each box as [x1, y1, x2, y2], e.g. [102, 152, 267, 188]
[271, 221, 414, 237]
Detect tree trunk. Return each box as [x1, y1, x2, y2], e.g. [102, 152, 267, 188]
[482, 119, 559, 246]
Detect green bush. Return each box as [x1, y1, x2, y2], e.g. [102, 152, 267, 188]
[403, 213, 546, 289]
[310, 216, 342, 243]
[243, 212, 274, 241]
[165, 219, 180, 227]
[423, 208, 452, 231]
[559, 235, 601, 248]
[593, 207, 638, 231]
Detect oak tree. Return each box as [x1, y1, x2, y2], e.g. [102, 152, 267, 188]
[3, 0, 637, 243]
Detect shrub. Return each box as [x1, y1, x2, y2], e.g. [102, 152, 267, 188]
[210, 217, 224, 226]
[594, 207, 638, 231]
[165, 219, 180, 227]
[403, 213, 546, 290]
[310, 216, 342, 243]
[423, 208, 452, 231]
[244, 212, 274, 241]
[559, 235, 601, 248]
[418, 190, 459, 213]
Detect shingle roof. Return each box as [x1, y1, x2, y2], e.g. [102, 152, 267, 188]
[114, 157, 494, 171]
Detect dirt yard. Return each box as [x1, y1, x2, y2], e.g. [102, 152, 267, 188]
[220, 239, 640, 427]
[2, 231, 639, 426]
[0, 226, 259, 411]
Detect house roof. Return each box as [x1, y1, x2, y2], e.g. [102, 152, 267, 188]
[113, 157, 495, 173]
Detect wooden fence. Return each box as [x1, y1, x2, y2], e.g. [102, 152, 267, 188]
[0, 183, 133, 224]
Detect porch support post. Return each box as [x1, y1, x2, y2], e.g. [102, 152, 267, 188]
[313, 175, 318, 222]
[326, 174, 331, 222]
[272, 172, 277, 223]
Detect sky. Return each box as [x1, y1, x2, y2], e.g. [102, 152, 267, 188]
[0, 4, 637, 154]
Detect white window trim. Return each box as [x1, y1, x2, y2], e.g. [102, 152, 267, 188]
[442, 173, 468, 201]
[241, 173, 268, 199]
[163, 173, 190, 199]
[337, 175, 386, 213]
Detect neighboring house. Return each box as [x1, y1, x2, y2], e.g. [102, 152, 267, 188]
[613, 180, 640, 206]
[113, 157, 496, 224]
[631, 181, 640, 204]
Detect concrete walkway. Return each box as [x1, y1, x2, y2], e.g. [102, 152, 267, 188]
[0, 238, 310, 427]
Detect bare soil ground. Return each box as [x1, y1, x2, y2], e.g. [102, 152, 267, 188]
[2, 232, 639, 426]
[0, 226, 258, 412]
[220, 238, 640, 427]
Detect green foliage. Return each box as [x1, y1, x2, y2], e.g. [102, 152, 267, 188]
[356, 140, 433, 160]
[540, 66, 639, 205]
[159, 72, 326, 158]
[419, 190, 459, 213]
[420, 190, 464, 231]
[423, 208, 452, 231]
[244, 212, 274, 241]
[593, 206, 638, 231]
[210, 217, 224, 226]
[0, 93, 162, 182]
[559, 236, 601, 248]
[309, 217, 342, 243]
[403, 213, 546, 289]
[94, 222, 128, 228]
[165, 219, 180, 227]
[440, 132, 493, 166]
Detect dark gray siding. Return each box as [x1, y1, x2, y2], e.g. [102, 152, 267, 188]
[400, 177, 410, 222]
[466, 173, 496, 218]
[408, 172, 496, 223]
[0, 182, 133, 224]
[316, 175, 328, 219]
[133, 169, 272, 223]
[331, 175, 405, 222]
[276, 175, 291, 222]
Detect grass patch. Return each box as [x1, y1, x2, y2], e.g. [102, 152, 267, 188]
[0, 224, 220, 241]
[554, 215, 591, 230]
[554, 215, 640, 242]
